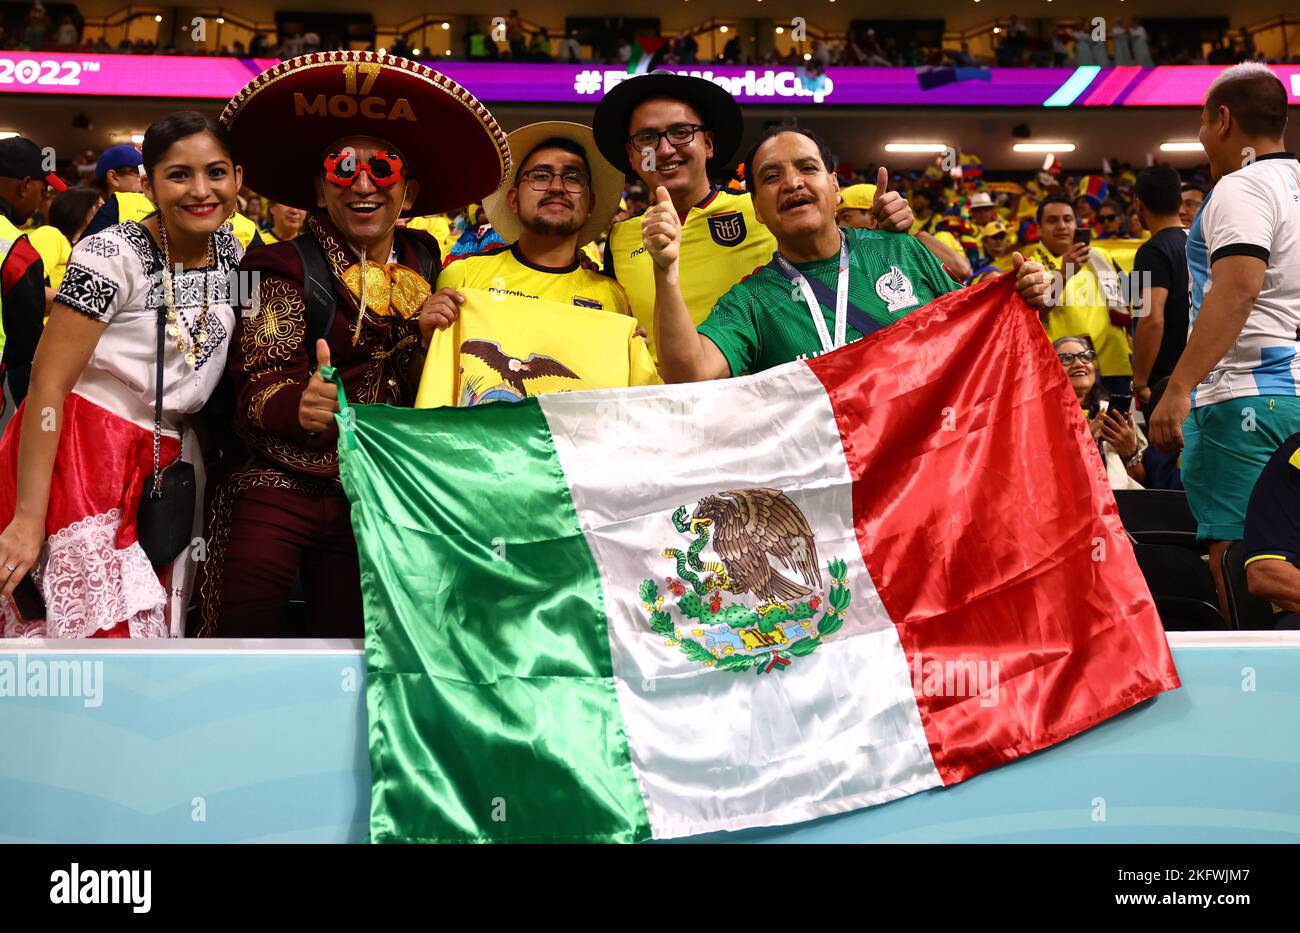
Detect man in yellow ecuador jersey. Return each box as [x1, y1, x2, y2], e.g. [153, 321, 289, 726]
[424, 121, 631, 325]
[593, 71, 913, 360]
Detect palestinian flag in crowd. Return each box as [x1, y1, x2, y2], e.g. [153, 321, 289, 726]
[627, 36, 667, 74]
[332, 276, 1180, 843]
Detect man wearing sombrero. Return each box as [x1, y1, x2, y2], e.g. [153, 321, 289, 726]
[198, 51, 510, 637]
[593, 71, 913, 361]
[426, 121, 630, 319]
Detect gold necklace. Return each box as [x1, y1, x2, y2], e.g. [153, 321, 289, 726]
[158, 221, 215, 368]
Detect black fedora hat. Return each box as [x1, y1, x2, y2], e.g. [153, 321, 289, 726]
[592, 71, 743, 176]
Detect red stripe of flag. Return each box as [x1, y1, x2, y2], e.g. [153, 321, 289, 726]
[807, 275, 1179, 785]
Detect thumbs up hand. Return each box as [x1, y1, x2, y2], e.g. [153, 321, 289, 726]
[642, 185, 682, 270]
[871, 166, 914, 233]
[298, 338, 341, 433]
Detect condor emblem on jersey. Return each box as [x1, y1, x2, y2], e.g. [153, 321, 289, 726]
[707, 212, 747, 247]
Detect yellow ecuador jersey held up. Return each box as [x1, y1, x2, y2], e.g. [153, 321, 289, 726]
[438, 243, 631, 316]
[604, 187, 776, 361]
[415, 287, 659, 408]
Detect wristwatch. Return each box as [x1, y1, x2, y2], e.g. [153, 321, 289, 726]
[1123, 447, 1143, 467]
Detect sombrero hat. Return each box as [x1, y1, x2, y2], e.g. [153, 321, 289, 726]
[220, 51, 511, 216]
[592, 71, 743, 177]
[482, 122, 625, 248]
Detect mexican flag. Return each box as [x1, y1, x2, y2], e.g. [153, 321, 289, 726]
[333, 276, 1179, 843]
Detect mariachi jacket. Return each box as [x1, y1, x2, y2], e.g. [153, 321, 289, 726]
[228, 212, 437, 483]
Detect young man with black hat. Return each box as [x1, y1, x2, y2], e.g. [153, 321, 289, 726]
[198, 51, 511, 637]
[593, 71, 913, 362]
[0, 136, 66, 406]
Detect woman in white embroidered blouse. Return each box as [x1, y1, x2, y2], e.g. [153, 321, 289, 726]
[0, 112, 244, 638]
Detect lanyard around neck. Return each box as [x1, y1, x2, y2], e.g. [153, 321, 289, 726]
[775, 233, 848, 354]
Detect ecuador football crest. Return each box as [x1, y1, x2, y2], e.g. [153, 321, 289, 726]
[707, 211, 747, 247]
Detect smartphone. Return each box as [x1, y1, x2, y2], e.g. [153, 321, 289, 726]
[1107, 395, 1132, 421]
[6, 575, 45, 623]
[1073, 228, 1092, 246]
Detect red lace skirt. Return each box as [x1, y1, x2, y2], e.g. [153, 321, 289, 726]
[0, 392, 182, 638]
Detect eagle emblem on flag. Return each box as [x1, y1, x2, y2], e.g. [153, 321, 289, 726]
[639, 488, 852, 675]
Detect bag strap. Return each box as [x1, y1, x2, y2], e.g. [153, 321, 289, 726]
[292, 228, 439, 367]
[292, 229, 337, 368]
[764, 255, 887, 340]
[150, 297, 165, 496]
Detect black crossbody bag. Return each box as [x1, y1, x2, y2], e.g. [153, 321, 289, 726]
[136, 303, 196, 565]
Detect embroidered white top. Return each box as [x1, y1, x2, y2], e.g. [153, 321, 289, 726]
[54, 220, 243, 433]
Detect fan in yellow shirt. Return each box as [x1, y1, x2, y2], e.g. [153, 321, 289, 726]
[968, 220, 1019, 284]
[403, 212, 456, 257]
[421, 121, 637, 390]
[257, 201, 306, 245]
[417, 122, 657, 407]
[25, 188, 102, 291]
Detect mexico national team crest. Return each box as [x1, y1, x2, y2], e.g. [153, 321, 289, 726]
[639, 488, 852, 675]
[875, 265, 919, 313]
[707, 211, 747, 247]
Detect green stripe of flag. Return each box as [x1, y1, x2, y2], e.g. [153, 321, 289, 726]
[337, 399, 650, 843]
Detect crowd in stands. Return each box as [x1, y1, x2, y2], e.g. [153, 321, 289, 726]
[3, 2, 1298, 67]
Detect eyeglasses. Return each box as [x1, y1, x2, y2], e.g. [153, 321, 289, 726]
[1058, 349, 1096, 365]
[627, 123, 704, 151]
[1097, 213, 1119, 222]
[518, 168, 591, 194]
[322, 149, 407, 189]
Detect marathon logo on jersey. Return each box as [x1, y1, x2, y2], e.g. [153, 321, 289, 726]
[707, 212, 747, 247]
[572, 296, 604, 309]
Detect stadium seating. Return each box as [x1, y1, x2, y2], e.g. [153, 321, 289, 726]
[1131, 542, 1229, 631]
[1221, 540, 1278, 630]
[1113, 489, 1198, 547]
